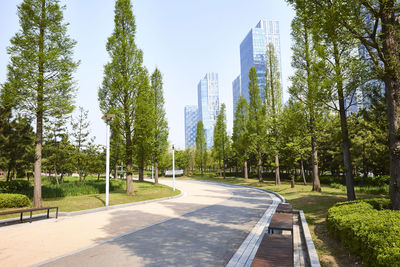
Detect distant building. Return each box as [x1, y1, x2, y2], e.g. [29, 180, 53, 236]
[184, 105, 199, 149]
[232, 75, 241, 120]
[239, 20, 282, 102]
[198, 72, 219, 149]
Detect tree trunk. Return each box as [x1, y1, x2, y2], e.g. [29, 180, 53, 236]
[291, 169, 295, 188]
[244, 160, 248, 180]
[138, 167, 144, 181]
[258, 155, 263, 182]
[114, 163, 118, 179]
[333, 39, 356, 201]
[311, 128, 321, 192]
[54, 168, 59, 185]
[154, 160, 159, 185]
[275, 153, 280, 185]
[97, 173, 100, 181]
[301, 156, 307, 185]
[381, 8, 400, 210]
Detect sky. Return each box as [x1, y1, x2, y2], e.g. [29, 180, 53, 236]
[0, 0, 295, 149]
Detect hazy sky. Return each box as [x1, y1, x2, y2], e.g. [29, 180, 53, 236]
[0, 0, 295, 149]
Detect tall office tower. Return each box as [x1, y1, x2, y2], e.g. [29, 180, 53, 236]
[198, 72, 220, 149]
[232, 75, 241, 120]
[240, 20, 282, 102]
[184, 105, 199, 149]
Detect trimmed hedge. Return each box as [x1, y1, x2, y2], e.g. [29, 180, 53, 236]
[0, 180, 30, 193]
[0, 193, 31, 208]
[326, 199, 400, 267]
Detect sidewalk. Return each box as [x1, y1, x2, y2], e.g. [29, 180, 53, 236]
[0, 180, 232, 267]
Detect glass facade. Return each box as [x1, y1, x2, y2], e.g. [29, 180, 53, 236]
[232, 75, 241, 120]
[184, 105, 199, 148]
[198, 72, 219, 149]
[239, 20, 282, 102]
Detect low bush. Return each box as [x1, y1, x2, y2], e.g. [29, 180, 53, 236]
[0, 180, 30, 194]
[326, 199, 400, 266]
[330, 183, 389, 195]
[0, 193, 31, 208]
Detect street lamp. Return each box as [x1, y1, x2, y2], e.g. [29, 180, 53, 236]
[102, 113, 115, 206]
[172, 145, 175, 191]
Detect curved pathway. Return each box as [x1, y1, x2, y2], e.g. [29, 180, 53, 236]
[0, 179, 278, 267]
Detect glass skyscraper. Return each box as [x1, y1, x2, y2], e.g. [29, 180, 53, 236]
[232, 75, 241, 120]
[239, 20, 282, 102]
[184, 105, 199, 148]
[198, 72, 219, 149]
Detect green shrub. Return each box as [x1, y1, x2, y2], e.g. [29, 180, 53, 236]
[0, 180, 30, 194]
[0, 193, 31, 208]
[327, 200, 400, 267]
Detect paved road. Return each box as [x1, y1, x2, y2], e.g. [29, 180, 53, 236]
[40, 181, 274, 267]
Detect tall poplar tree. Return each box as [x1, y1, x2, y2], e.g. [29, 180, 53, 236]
[150, 68, 168, 185]
[4, 0, 78, 207]
[265, 43, 283, 185]
[134, 69, 154, 181]
[213, 103, 228, 179]
[232, 97, 250, 180]
[247, 67, 266, 182]
[289, 1, 322, 192]
[99, 0, 143, 195]
[195, 120, 207, 176]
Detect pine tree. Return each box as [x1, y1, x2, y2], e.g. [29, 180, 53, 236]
[98, 0, 144, 195]
[150, 68, 168, 185]
[4, 0, 78, 207]
[213, 104, 228, 179]
[195, 120, 207, 176]
[247, 67, 266, 182]
[232, 97, 250, 180]
[133, 69, 154, 181]
[265, 42, 283, 185]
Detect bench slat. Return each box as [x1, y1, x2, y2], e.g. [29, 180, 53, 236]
[268, 213, 293, 232]
[251, 234, 293, 267]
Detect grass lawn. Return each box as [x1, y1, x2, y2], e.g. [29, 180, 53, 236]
[0, 178, 180, 219]
[183, 175, 386, 267]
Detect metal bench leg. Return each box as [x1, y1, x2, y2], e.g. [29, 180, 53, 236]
[20, 212, 23, 222]
[56, 208, 58, 219]
[47, 209, 50, 218]
[30, 211, 32, 223]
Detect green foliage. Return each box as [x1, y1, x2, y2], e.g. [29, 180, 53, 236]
[195, 120, 207, 174]
[247, 67, 266, 180]
[133, 69, 154, 174]
[0, 180, 30, 193]
[232, 97, 250, 170]
[212, 103, 229, 176]
[0, 193, 31, 208]
[326, 200, 400, 266]
[150, 68, 169, 176]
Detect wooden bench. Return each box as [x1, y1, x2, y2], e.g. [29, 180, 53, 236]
[0, 206, 58, 223]
[276, 203, 293, 213]
[251, 234, 293, 267]
[268, 212, 293, 234]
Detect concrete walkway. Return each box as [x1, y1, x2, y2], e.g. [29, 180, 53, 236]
[0, 179, 277, 267]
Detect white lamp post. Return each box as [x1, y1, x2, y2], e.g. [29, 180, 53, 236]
[172, 145, 175, 191]
[102, 114, 115, 206]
